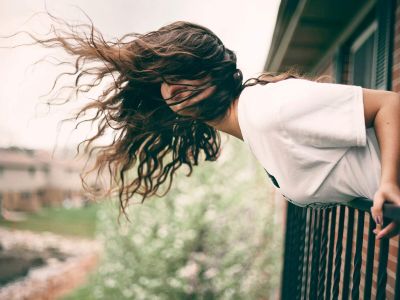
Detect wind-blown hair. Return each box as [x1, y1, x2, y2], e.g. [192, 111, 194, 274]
[5, 11, 328, 216]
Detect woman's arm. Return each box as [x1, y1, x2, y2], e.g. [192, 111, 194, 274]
[363, 88, 400, 239]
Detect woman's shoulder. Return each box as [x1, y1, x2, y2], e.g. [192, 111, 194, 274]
[240, 78, 310, 102]
[238, 82, 282, 131]
[238, 78, 305, 116]
[238, 77, 322, 137]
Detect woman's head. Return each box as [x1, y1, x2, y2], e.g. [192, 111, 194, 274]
[10, 12, 308, 216]
[132, 20, 244, 122]
[160, 68, 243, 118]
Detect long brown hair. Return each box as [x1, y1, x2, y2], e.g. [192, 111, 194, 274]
[5, 11, 329, 216]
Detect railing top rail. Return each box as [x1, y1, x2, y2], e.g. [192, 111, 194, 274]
[346, 197, 400, 222]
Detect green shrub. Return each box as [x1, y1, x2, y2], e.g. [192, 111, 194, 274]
[86, 138, 282, 299]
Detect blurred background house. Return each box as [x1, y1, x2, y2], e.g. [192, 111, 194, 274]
[0, 147, 88, 213]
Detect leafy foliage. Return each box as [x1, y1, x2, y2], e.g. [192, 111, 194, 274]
[78, 138, 283, 299]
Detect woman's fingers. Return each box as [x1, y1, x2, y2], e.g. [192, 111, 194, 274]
[375, 221, 400, 240]
[371, 191, 386, 225]
[371, 183, 400, 232]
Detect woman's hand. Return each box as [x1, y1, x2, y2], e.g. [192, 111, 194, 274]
[371, 181, 400, 239]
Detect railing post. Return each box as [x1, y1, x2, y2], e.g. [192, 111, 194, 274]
[310, 209, 321, 299]
[317, 208, 329, 300]
[376, 217, 390, 300]
[295, 207, 307, 300]
[280, 201, 294, 299]
[325, 207, 337, 300]
[303, 207, 313, 299]
[332, 205, 345, 299]
[364, 213, 376, 300]
[351, 210, 365, 300]
[342, 206, 355, 300]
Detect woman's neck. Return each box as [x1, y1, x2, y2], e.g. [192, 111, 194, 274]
[205, 97, 243, 141]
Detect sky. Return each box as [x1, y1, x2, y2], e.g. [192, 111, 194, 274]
[0, 0, 281, 151]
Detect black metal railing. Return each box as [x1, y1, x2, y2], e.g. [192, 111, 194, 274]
[280, 197, 400, 300]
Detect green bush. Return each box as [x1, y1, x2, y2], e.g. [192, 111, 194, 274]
[83, 138, 282, 299]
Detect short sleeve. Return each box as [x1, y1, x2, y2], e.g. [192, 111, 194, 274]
[277, 78, 366, 148]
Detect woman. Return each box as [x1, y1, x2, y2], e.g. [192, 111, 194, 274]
[11, 15, 400, 239]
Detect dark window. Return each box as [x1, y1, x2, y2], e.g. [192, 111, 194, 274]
[21, 192, 31, 200]
[28, 167, 36, 177]
[349, 21, 377, 88]
[42, 166, 50, 175]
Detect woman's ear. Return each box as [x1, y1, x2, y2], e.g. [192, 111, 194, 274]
[160, 82, 171, 100]
[161, 82, 188, 101]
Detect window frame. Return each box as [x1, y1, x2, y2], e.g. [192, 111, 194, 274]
[348, 20, 378, 88]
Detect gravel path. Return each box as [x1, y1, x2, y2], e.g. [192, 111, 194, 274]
[0, 228, 101, 300]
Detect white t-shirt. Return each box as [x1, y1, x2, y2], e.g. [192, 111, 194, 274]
[238, 78, 382, 208]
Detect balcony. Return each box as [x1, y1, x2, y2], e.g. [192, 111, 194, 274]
[281, 198, 400, 299]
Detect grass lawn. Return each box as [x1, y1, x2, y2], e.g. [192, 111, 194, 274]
[62, 282, 96, 300]
[0, 204, 99, 238]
